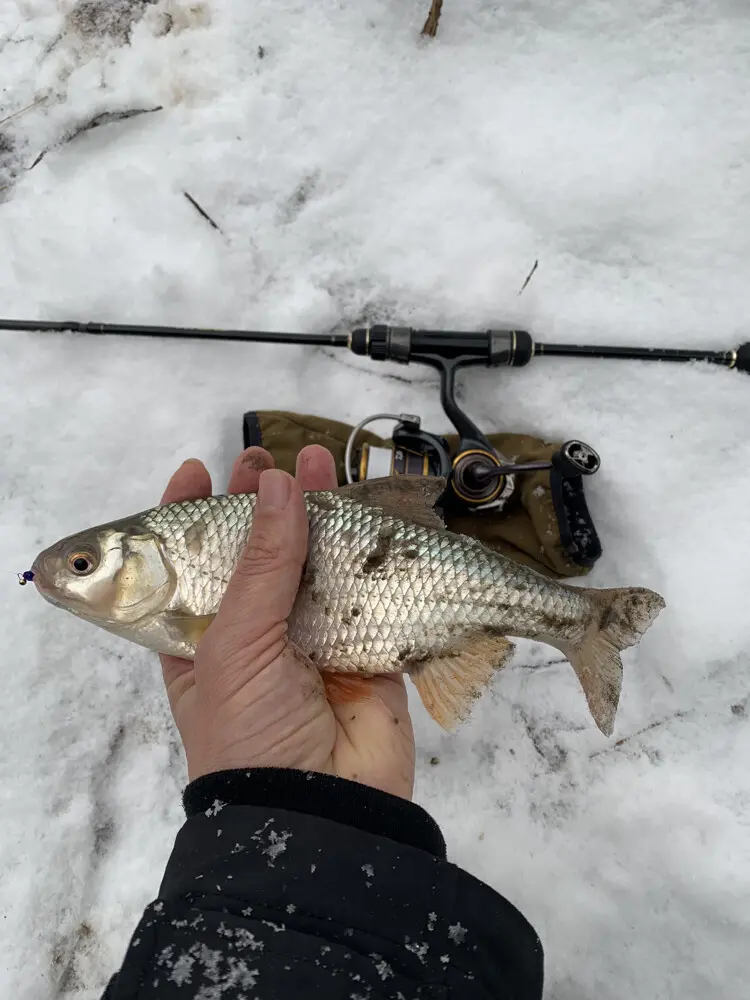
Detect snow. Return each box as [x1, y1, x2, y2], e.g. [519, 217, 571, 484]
[1, 0, 750, 997]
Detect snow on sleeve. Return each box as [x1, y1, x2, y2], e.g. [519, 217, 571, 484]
[156, 941, 259, 993]
[448, 923, 467, 946]
[248, 819, 292, 867]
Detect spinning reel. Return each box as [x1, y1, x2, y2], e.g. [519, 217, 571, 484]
[345, 415, 599, 512]
[345, 409, 601, 564]
[340, 326, 602, 564]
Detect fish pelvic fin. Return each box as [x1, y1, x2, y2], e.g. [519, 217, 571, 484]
[407, 633, 515, 730]
[565, 586, 666, 737]
[321, 671, 379, 705]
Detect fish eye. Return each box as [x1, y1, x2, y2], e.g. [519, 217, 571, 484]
[68, 552, 98, 576]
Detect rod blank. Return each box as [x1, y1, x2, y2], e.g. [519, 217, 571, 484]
[0, 318, 349, 347]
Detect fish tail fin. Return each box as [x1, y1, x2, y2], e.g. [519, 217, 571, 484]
[565, 586, 666, 736]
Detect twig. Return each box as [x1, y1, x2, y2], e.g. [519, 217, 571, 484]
[518, 258, 539, 296]
[589, 711, 688, 758]
[421, 0, 443, 37]
[183, 191, 222, 233]
[27, 106, 163, 173]
[0, 96, 46, 130]
[75, 106, 163, 137]
[515, 657, 568, 670]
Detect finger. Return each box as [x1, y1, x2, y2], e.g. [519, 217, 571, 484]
[330, 675, 415, 799]
[295, 444, 338, 492]
[228, 447, 275, 494]
[212, 468, 309, 658]
[160, 459, 212, 504]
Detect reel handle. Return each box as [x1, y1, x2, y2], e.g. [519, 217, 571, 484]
[471, 440, 601, 483]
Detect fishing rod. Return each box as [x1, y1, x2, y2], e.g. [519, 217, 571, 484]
[4, 317, 747, 568]
[1, 317, 747, 372]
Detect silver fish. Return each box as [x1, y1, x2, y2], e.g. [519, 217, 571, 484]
[28, 477, 665, 734]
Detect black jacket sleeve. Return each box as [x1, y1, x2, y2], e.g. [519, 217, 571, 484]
[102, 768, 544, 999]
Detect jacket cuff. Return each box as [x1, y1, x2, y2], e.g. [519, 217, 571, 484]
[183, 767, 447, 859]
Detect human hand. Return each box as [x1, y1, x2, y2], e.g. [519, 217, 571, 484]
[159, 445, 416, 799]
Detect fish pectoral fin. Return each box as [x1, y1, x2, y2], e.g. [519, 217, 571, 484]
[321, 671, 379, 705]
[164, 612, 216, 646]
[336, 476, 446, 531]
[408, 634, 515, 730]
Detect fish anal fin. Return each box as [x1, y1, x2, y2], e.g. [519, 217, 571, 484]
[336, 476, 446, 531]
[164, 612, 216, 647]
[408, 633, 515, 729]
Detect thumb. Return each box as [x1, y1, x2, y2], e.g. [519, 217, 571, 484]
[212, 468, 309, 652]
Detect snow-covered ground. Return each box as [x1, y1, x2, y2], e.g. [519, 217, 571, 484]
[2, 1, 750, 996]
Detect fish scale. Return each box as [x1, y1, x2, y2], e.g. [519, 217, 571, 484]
[152, 488, 588, 666]
[29, 476, 665, 734]
[142, 494, 258, 615]
[287, 490, 579, 674]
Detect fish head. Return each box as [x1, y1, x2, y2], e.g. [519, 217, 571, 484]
[31, 521, 177, 628]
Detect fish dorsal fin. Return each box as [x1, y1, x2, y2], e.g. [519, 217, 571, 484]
[336, 476, 446, 531]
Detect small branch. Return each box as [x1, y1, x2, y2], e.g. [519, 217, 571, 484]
[27, 106, 163, 173]
[590, 711, 689, 758]
[0, 96, 47, 130]
[515, 657, 568, 670]
[518, 258, 539, 296]
[75, 106, 163, 137]
[183, 191, 222, 233]
[421, 0, 443, 37]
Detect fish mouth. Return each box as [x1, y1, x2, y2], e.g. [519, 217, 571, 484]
[30, 559, 53, 598]
[30, 558, 95, 619]
[31, 569, 69, 611]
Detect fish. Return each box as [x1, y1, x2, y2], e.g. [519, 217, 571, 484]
[26, 476, 665, 735]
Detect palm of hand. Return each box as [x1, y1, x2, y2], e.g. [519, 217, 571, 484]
[159, 445, 416, 800]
